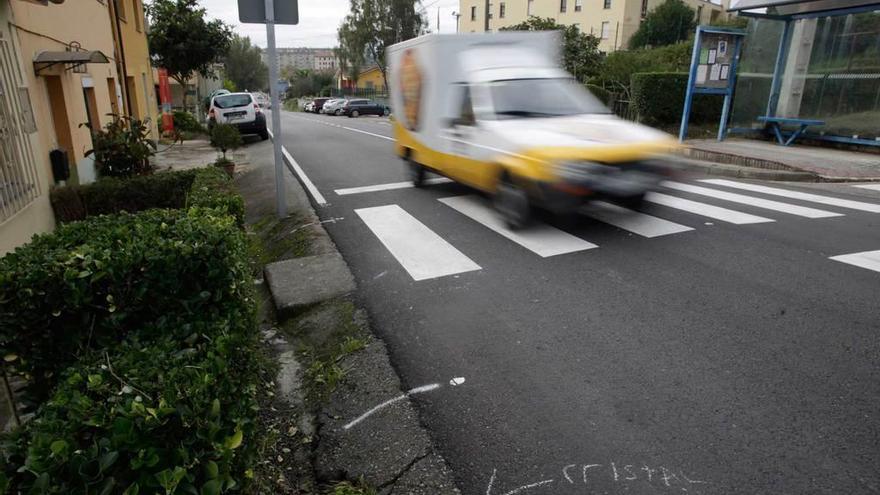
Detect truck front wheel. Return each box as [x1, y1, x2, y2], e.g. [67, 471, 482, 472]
[495, 174, 531, 230]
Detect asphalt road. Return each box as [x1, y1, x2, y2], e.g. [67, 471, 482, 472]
[272, 110, 880, 495]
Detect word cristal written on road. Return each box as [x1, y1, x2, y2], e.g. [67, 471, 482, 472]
[487, 462, 707, 494]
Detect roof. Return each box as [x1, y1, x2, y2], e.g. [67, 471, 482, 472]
[728, 0, 878, 14]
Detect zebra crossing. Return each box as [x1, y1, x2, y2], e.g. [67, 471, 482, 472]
[338, 180, 880, 281]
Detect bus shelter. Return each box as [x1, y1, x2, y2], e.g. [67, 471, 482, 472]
[724, 0, 880, 146]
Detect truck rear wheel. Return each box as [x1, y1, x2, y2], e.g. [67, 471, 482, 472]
[495, 175, 531, 230]
[408, 159, 425, 187]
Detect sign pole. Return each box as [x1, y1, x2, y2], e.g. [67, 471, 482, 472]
[265, 0, 287, 218]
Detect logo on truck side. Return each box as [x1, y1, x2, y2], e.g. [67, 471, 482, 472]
[399, 49, 423, 131]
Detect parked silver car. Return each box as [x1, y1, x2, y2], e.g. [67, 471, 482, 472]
[322, 98, 348, 116]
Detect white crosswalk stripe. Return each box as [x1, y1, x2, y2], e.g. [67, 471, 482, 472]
[645, 192, 775, 224]
[661, 181, 843, 218]
[355, 205, 481, 281]
[701, 179, 880, 213]
[336, 178, 452, 196]
[583, 201, 694, 237]
[829, 250, 880, 273]
[439, 195, 598, 257]
[853, 184, 880, 191]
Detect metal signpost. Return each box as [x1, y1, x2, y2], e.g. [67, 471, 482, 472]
[679, 26, 745, 142]
[238, 0, 298, 217]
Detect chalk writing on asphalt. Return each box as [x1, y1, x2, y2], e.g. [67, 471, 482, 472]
[487, 462, 707, 494]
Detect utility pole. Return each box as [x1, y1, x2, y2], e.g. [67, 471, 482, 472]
[265, 0, 287, 218]
[437, 7, 440, 32]
[484, 0, 490, 32]
[452, 11, 461, 33]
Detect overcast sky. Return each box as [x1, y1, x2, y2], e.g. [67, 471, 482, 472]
[199, 0, 461, 49]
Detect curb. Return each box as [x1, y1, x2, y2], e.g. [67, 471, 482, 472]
[263, 147, 461, 493]
[675, 157, 819, 182]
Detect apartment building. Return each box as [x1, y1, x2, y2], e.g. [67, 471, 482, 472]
[263, 47, 338, 72]
[458, 0, 728, 51]
[1, 0, 156, 255]
[313, 49, 337, 71]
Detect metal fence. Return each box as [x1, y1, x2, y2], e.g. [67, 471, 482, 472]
[0, 33, 40, 223]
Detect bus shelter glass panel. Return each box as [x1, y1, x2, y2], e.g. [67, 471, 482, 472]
[730, 18, 784, 129]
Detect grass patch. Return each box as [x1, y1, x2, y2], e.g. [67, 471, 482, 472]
[330, 480, 377, 495]
[247, 212, 312, 276]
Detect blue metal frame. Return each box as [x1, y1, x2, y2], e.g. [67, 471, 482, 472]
[765, 19, 793, 117]
[679, 26, 746, 142]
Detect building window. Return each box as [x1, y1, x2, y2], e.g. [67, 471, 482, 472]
[488, 2, 493, 18]
[560, 0, 567, 13]
[528, 0, 534, 15]
[471, 5, 477, 20]
[601, 21, 611, 39]
[696, 5, 703, 22]
[499, 2, 506, 18]
[641, 0, 648, 17]
[575, 0, 583, 11]
[133, 0, 142, 31]
[115, 0, 126, 21]
[603, 0, 611, 8]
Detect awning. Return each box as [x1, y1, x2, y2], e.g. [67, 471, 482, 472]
[33, 50, 109, 75]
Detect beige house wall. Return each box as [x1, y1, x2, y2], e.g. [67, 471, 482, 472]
[459, 0, 728, 51]
[1, 0, 120, 255]
[110, 0, 159, 138]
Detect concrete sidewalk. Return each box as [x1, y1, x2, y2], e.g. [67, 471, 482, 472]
[684, 138, 880, 181]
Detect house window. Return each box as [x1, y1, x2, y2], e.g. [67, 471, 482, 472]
[575, 0, 583, 11]
[500, 2, 506, 18]
[488, 2, 493, 18]
[696, 5, 703, 22]
[601, 21, 611, 39]
[603, 0, 611, 8]
[133, 0, 142, 31]
[115, 0, 126, 21]
[641, 0, 648, 17]
[528, 0, 534, 15]
[471, 5, 477, 20]
[560, 0, 567, 13]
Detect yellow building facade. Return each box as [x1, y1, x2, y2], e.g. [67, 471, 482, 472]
[458, 0, 729, 52]
[109, 0, 159, 139]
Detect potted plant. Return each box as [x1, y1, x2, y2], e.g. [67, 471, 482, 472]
[210, 123, 243, 177]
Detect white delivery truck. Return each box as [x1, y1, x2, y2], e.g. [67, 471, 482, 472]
[387, 32, 679, 228]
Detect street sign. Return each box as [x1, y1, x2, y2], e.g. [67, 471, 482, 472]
[237, 0, 298, 24]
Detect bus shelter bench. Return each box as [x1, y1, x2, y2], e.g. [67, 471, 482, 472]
[757, 116, 825, 146]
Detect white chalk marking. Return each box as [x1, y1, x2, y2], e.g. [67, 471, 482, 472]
[342, 382, 441, 430]
[829, 249, 880, 273]
[267, 128, 328, 206]
[449, 377, 466, 386]
[584, 201, 694, 238]
[662, 181, 842, 218]
[854, 184, 880, 191]
[355, 205, 481, 281]
[439, 195, 598, 256]
[583, 464, 602, 484]
[701, 179, 880, 213]
[335, 177, 452, 196]
[487, 470, 555, 495]
[645, 192, 774, 224]
[562, 465, 576, 484]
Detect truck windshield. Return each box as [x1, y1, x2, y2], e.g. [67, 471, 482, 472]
[488, 78, 610, 119]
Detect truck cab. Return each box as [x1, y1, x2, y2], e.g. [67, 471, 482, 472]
[388, 32, 678, 228]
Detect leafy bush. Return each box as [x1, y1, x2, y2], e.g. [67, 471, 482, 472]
[50, 169, 198, 223]
[628, 0, 696, 49]
[630, 72, 722, 126]
[0, 208, 250, 400]
[172, 111, 205, 134]
[85, 116, 156, 178]
[189, 166, 245, 226]
[210, 124, 243, 160]
[1, 316, 261, 494]
[591, 42, 693, 91]
[585, 84, 614, 106]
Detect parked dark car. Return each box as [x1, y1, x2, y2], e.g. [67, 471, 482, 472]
[342, 99, 390, 118]
[312, 97, 330, 113]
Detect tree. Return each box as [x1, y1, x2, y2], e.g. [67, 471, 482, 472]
[628, 0, 696, 49]
[223, 35, 268, 92]
[146, 0, 232, 107]
[501, 17, 602, 82]
[336, 0, 426, 91]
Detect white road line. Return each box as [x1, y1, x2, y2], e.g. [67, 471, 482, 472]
[829, 250, 880, 273]
[266, 129, 328, 206]
[355, 204, 481, 281]
[661, 181, 843, 218]
[439, 195, 597, 257]
[335, 178, 452, 196]
[853, 184, 880, 191]
[583, 201, 694, 238]
[343, 382, 442, 430]
[701, 179, 880, 213]
[645, 192, 775, 225]
[341, 125, 395, 141]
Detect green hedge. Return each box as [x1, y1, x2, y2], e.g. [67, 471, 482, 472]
[50, 168, 243, 225]
[172, 111, 206, 134]
[0, 207, 250, 399]
[630, 72, 723, 126]
[585, 84, 614, 106]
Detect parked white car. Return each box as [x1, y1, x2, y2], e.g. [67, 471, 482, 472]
[322, 98, 348, 116]
[254, 92, 270, 109]
[208, 92, 269, 140]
